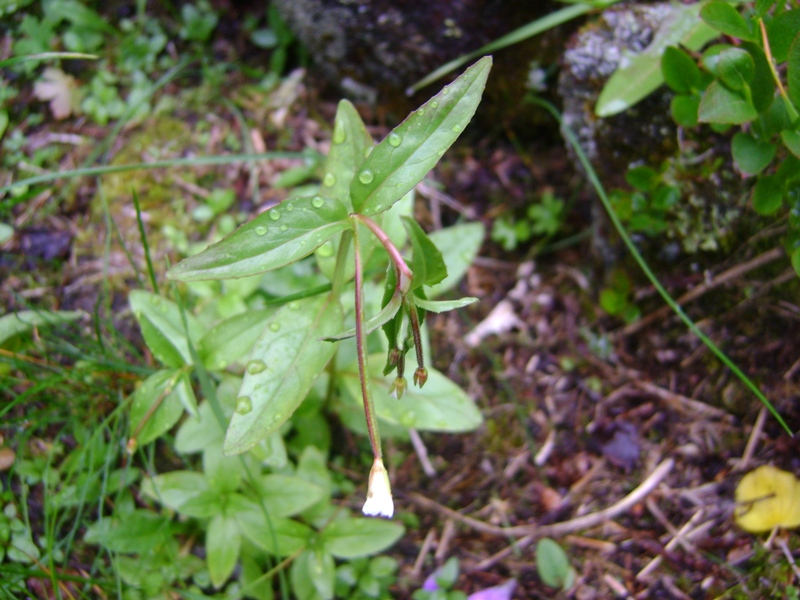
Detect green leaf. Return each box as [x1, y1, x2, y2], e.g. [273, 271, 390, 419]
[291, 549, 335, 600]
[700, 1, 755, 41]
[426, 222, 484, 298]
[84, 511, 173, 554]
[744, 44, 776, 113]
[350, 57, 492, 216]
[661, 46, 703, 94]
[731, 132, 776, 175]
[698, 80, 757, 124]
[625, 166, 659, 192]
[321, 100, 374, 212]
[129, 291, 204, 367]
[413, 297, 478, 313]
[536, 538, 575, 590]
[140, 471, 210, 511]
[755, 0, 777, 17]
[128, 369, 187, 449]
[716, 47, 754, 91]
[321, 518, 404, 559]
[207, 513, 241, 588]
[323, 290, 402, 342]
[223, 294, 343, 454]
[788, 32, 800, 115]
[235, 510, 313, 557]
[179, 489, 224, 518]
[782, 130, 800, 159]
[766, 9, 800, 63]
[671, 94, 700, 127]
[204, 440, 245, 493]
[402, 216, 448, 289]
[751, 175, 783, 215]
[342, 354, 482, 432]
[254, 474, 325, 518]
[198, 308, 275, 370]
[0, 309, 84, 347]
[791, 247, 800, 277]
[175, 399, 226, 453]
[595, 2, 718, 117]
[167, 195, 351, 281]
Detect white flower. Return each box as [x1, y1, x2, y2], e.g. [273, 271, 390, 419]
[362, 457, 394, 518]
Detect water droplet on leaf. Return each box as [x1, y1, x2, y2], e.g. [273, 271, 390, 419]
[332, 120, 346, 144]
[235, 396, 253, 414]
[280, 225, 287, 231]
[359, 169, 375, 184]
[431, 100, 439, 108]
[317, 241, 334, 257]
[269, 322, 281, 332]
[442, 86, 449, 95]
[312, 195, 325, 208]
[323, 172, 336, 187]
[452, 124, 462, 133]
[388, 133, 402, 147]
[246, 359, 267, 375]
[286, 202, 294, 211]
[416, 108, 425, 116]
[288, 301, 299, 310]
[255, 226, 267, 236]
[269, 210, 281, 221]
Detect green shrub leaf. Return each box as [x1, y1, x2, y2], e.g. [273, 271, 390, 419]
[782, 130, 800, 159]
[698, 80, 757, 124]
[223, 294, 342, 455]
[788, 32, 800, 115]
[662, 46, 703, 94]
[671, 94, 700, 127]
[700, 1, 755, 41]
[732, 132, 777, 175]
[716, 47, 754, 91]
[350, 57, 491, 216]
[766, 9, 800, 63]
[752, 175, 783, 215]
[536, 538, 575, 590]
[321, 518, 404, 559]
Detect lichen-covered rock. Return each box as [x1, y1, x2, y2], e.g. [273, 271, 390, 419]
[558, 2, 745, 254]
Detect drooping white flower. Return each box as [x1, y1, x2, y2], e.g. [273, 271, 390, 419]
[362, 457, 394, 518]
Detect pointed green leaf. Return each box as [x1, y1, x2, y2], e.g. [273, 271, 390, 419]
[128, 369, 187, 448]
[321, 518, 404, 559]
[700, 1, 755, 41]
[291, 548, 335, 600]
[175, 399, 226, 453]
[698, 80, 757, 124]
[235, 510, 313, 556]
[223, 294, 343, 454]
[426, 222, 485, 298]
[129, 291, 204, 367]
[788, 32, 800, 115]
[204, 440, 245, 493]
[167, 195, 351, 281]
[536, 538, 575, 590]
[595, 2, 717, 117]
[0, 309, 84, 347]
[670, 94, 701, 127]
[662, 46, 703, 94]
[782, 130, 800, 159]
[732, 132, 776, 175]
[751, 175, 783, 215]
[207, 513, 241, 588]
[320, 99, 374, 212]
[350, 57, 492, 216]
[323, 290, 402, 342]
[402, 216, 447, 289]
[716, 47, 754, 91]
[175, 489, 224, 518]
[198, 308, 275, 370]
[413, 297, 478, 313]
[253, 474, 325, 518]
[141, 471, 210, 511]
[84, 511, 173, 554]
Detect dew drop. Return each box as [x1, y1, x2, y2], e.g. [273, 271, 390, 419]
[387, 133, 402, 147]
[358, 169, 375, 184]
[431, 100, 439, 108]
[286, 202, 294, 211]
[288, 301, 300, 310]
[416, 108, 425, 116]
[452, 124, 462, 133]
[323, 172, 336, 187]
[332, 120, 347, 144]
[312, 195, 325, 208]
[255, 226, 267, 236]
[317, 241, 334, 257]
[246, 359, 267, 375]
[269, 322, 281, 332]
[442, 86, 449, 95]
[235, 396, 253, 415]
[280, 225, 288, 231]
[269, 210, 281, 221]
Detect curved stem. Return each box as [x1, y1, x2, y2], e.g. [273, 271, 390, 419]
[351, 213, 413, 294]
[353, 222, 382, 459]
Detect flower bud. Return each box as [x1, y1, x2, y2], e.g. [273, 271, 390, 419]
[413, 367, 428, 388]
[362, 457, 394, 518]
[389, 376, 407, 399]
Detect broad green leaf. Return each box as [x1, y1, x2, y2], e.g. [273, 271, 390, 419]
[716, 47, 754, 91]
[698, 80, 757, 124]
[0, 309, 84, 346]
[536, 538, 575, 590]
[129, 290, 203, 367]
[84, 511, 173, 554]
[672, 94, 700, 127]
[291, 548, 335, 600]
[662, 46, 703, 94]
[766, 9, 800, 63]
[413, 297, 478, 313]
[402, 216, 447, 289]
[744, 44, 775, 114]
[167, 195, 351, 281]
[128, 369, 187, 449]
[700, 1, 755, 41]
[207, 513, 241, 588]
[253, 474, 325, 518]
[595, 2, 718, 117]
[320, 99, 374, 212]
[341, 354, 482, 432]
[751, 175, 783, 215]
[755, 0, 777, 17]
[321, 518, 404, 559]
[178, 490, 225, 518]
[732, 132, 776, 175]
[788, 32, 800, 115]
[198, 308, 275, 370]
[223, 294, 343, 454]
[235, 510, 313, 556]
[626, 166, 659, 192]
[350, 56, 492, 216]
[141, 471, 210, 511]
[175, 399, 225, 453]
[204, 440, 245, 493]
[426, 222, 484, 298]
[782, 130, 800, 159]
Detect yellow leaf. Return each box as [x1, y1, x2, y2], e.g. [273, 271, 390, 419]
[734, 465, 800, 533]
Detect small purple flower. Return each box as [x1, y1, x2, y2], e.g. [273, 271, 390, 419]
[467, 579, 517, 600]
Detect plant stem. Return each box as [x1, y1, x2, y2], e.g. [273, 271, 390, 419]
[351, 213, 413, 294]
[759, 18, 800, 122]
[353, 222, 382, 459]
[405, 296, 425, 374]
[330, 230, 353, 299]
